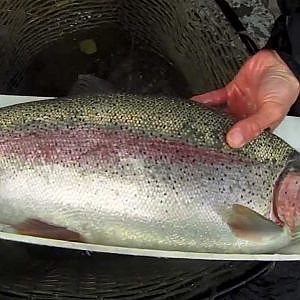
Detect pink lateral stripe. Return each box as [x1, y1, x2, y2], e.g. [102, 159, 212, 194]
[0, 127, 247, 165]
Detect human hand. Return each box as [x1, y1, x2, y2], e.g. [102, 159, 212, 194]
[191, 50, 300, 148]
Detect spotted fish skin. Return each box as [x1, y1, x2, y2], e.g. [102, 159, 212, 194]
[0, 94, 297, 254]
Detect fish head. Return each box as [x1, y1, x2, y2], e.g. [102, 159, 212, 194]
[273, 153, 300, 231]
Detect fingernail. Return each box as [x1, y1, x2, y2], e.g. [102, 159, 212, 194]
[228, 129, 245, 148]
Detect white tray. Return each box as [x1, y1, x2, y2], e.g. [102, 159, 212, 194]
[0, 94, 300, 260]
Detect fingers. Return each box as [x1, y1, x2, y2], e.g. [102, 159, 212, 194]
[191, 87, 228, 106]
[226, 103, 286, 148]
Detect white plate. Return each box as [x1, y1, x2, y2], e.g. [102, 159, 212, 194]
[0, 230, 299, 261]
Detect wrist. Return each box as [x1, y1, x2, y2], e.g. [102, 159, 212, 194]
[275, 51, 300, 83]
[264, 12, 300, 82]
[263, 50, 300, 117]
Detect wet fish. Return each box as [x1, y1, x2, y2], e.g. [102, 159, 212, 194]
[0, 94, 299, 254]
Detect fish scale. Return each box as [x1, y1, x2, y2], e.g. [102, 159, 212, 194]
[0, 94, 294, 164]
[0, 94, 298, 254]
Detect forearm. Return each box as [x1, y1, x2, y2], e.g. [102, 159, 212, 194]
[276, 0, 300, 15]
[265, 1, 300, 80]
[265, 1, 300, 115]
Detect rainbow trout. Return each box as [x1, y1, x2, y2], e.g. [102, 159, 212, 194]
[0, 94, 299, 254]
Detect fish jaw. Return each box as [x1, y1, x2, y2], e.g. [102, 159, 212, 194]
[273, 154, 300, 231]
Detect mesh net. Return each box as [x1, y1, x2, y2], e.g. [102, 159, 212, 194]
[0, 240, 273, 299]
[0, 0, 251, 96]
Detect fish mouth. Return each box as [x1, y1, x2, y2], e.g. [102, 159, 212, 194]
[273, 153, 300, 231]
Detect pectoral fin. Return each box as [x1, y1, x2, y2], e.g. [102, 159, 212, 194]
[219, 204, 285, 243]
[12, 219, 85, 242]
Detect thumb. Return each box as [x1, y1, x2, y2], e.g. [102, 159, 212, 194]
[226, 103, 286, 148]
[191, 86, 228, 106]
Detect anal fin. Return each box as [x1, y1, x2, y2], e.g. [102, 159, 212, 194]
[12, 219, 85, 242]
